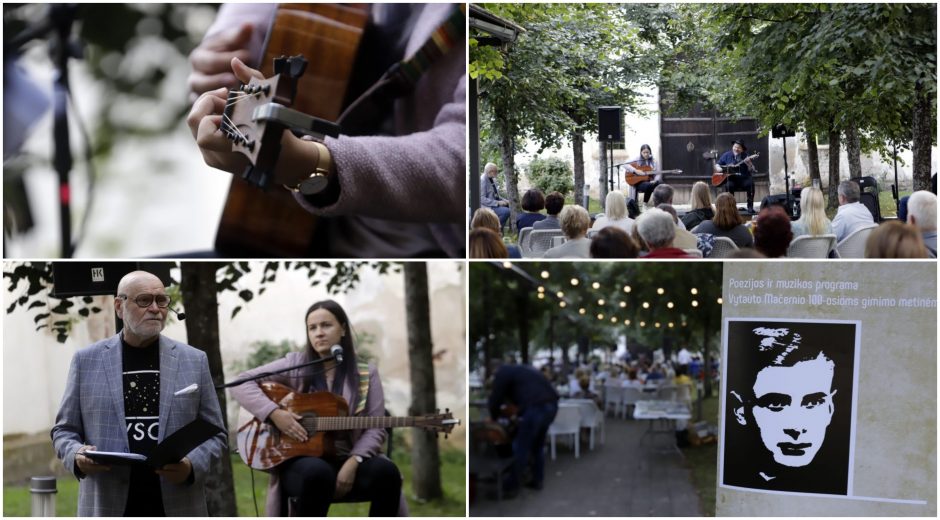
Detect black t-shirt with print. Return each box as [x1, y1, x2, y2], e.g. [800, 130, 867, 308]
[121, 338, 165, 516]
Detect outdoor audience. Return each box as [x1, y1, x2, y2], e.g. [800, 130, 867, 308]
[532, 192, 564, 230]
[636, 208, 694, 258]
[469, 228, 508, 258]
[543, 205, 592, 258]
[681, 181, 715, 230]
[657, 204, 698, 250]
[790, 186, 833, 238]
[471, 207, 521, 258]
[517, 188, 547, 231]
[589, 226, 639, 258]
[864, 221, 929, 258]
[591, 191, 635, 234]
[832, 180, 875, 241]
[753, 205, 793, 258]
[906, 190, 937, 257]
[691, 192, 754, 248]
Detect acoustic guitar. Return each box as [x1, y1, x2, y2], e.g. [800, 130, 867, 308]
[215, 4, 369, 257]
[236, 382, 459, 471]
[624, 162, 683, 186]
[711, 152, 760, 187]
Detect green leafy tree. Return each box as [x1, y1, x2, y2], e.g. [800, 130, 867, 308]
[526, 157, 574, 196]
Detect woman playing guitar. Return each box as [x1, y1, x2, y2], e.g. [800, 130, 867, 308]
[624, 144, 662, 205]
[230, 300, 405, 516]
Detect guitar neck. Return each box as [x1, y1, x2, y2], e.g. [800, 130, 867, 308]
[304, 415, 416, 431]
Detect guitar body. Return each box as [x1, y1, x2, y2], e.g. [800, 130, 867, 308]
[237, 382, 350, 470]
[625, 163, 684, 186]
[711, 172, 734, 187]
[215, 4, 369, 256]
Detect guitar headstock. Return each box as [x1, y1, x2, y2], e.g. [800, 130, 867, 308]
[415, 409, 460, 437]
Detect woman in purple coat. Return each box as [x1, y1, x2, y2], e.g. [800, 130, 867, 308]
[230, 300, 405, 516]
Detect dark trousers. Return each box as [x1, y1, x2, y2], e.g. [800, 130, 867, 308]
[491, 205, 511, 231]
[634, 180, 661, 203]
[280, 456, 402, 516]
[509, 401, 558, 490]
[725, 175, 755, 210]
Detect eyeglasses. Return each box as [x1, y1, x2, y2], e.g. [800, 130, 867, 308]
[119, 294, 171, 308]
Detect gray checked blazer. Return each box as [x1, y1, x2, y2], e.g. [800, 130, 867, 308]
[480, 174, 506, 209]
[51, 334, 227, 516]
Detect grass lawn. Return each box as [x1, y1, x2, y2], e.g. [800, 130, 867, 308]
[680, 394, 720, 517]
[4, 445, 465, 517]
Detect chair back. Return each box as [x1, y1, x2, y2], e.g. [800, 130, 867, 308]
[518, 227, 534, 257]
[683, 248, 704, 258]
[709, 236, 739, 258]
[604, 384, 623, 407]
[527, 230, 565, 258]
[836, 223, 879, 258]
[587, 229, 599, 239]
[656, 385, 678, 401]
[566, 399, 602, 427]
[621, 386, 643, 406]
[787, 234, 837, 258]
[552, 235, 567, 248]
[549, 404, 582, 434]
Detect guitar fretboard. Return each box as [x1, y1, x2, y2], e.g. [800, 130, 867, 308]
[301, 416, 417, 431]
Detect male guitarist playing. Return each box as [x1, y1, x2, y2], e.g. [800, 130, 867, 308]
[715, 139, 758, 214]
[230, 300, 405, 516]
[624, 144, 662, 206]
[187, 4, 465, 258]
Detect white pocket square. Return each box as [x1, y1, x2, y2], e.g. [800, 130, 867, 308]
[174, 383, 198, 396]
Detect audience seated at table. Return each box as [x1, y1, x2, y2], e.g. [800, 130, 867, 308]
[543, 205, 592, 258]
[753, 205, 793, 258]
[517, 188, 547, 231]
[691, 192, 754, 248]
[864, 220, 930, 258]
[790, 186, 833, 238]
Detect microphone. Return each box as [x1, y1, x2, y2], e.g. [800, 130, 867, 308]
[169, 307, 186, 321]
[330, 345, 344, 364]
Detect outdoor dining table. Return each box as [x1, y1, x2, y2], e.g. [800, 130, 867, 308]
[633, 400, 692, 454]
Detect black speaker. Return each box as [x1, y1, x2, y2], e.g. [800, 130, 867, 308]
[598, 106, 622, 142]
[51, 262, 174, 298]
[771, 124, 796, 138]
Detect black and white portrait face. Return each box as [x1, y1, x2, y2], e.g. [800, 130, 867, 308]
[721, 320, 859, 496]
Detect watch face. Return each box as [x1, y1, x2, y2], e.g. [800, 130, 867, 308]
[299, 174, 328, 195]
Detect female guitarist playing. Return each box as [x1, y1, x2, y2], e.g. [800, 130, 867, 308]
[624, 144, 662, 205]
[230, 300, 405, 516]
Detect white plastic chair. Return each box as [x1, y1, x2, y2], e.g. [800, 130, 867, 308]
[836, 223, 879, 258]
[604, 384, 624, 419]
[620, 386, 644, 419]
[517, 227, 534, 257]
[547, 404, 581, 459]
[656, 385, 678, 401]
[567, 399, 604, 450]
[708, 236, 739, 258]
[787, 234, 837, 258]
[526, 230, 565, 258]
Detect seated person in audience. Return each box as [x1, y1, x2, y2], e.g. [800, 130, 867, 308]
[471, 207, 520, 258]
[469, 228, 508, 259]
[543, 205, 592, 258]
[590, 227, 639, 258]
[831, 180, 874, 242]
[516, 188, 547, 231]
[692, 193, 754, 248]
[906, 190, 937, 257]
[650, 184, 687, 230]
[753, 205, 793, 258]
[591, 191, 635, 234]
[572, 376, 602, 407]
[646, 364, 665, 382]
[864, 221, 929, 258]
[681, 181, 715, 230]
[657, 204, 698, 250]
[532, 192, 564, 230]
[791, 186, 832, 239]
[636, 208, 694, 258]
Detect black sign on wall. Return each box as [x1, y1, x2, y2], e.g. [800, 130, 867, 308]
[51, 262, 174, 298]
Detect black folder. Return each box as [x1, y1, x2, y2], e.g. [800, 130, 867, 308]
[85, 418, 224, 468]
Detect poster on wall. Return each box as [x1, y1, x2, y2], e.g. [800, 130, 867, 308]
[720, 319, 859, 496]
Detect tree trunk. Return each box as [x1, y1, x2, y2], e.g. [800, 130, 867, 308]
[845, 123, 862, 179]
[571, 129, 586, 208]
[911, 81, 933, 191]
[482, 269, 493, 381]
[806, 132, 821, 184]
[403, 263, 442, 500]
[498, 119, 521, 233]
[516, 290, 529, 364]
[180, 262, 237, 517]
[826, 128, 842, 213]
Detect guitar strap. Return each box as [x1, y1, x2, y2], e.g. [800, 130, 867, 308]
[355, 362, 370, 414]
[337, 4, 465, 128]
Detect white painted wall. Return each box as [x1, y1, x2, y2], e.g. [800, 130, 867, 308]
[3, 262, 466, 437]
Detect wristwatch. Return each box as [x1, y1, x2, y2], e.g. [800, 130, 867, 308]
[353, 455, 364, 464]
[284, 142, 332, 195]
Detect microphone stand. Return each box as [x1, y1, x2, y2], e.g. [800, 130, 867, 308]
[216, 354, 341, 390]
